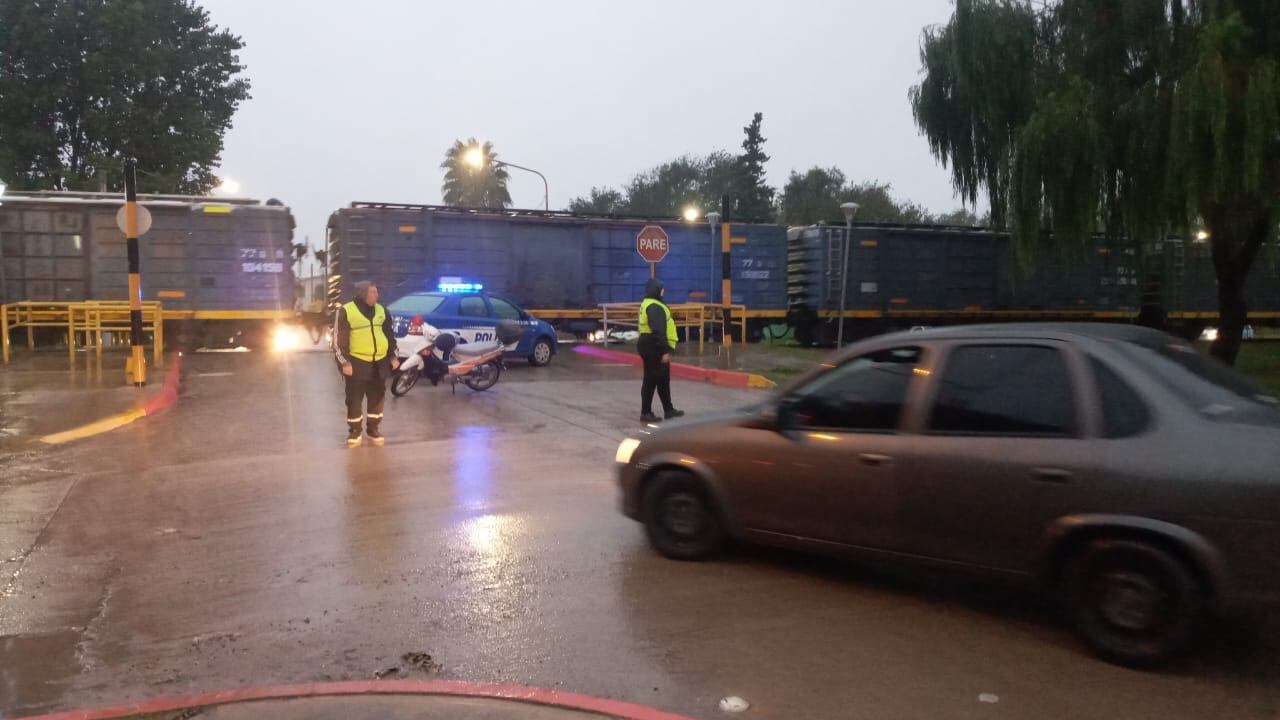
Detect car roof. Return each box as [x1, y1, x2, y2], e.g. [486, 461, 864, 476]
[872, 322, 1172, 346]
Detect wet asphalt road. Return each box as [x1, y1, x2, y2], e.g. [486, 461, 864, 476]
[2, 347, 1279, 719]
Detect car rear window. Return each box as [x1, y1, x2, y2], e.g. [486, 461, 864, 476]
[388, 293, 446, 315]
[929, 344, 1074, 436]
[1116, 339, 1279, 419]
[1089, 356, 1149, 438]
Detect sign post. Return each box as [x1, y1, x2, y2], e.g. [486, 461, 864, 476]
[636, 225, 670, 280]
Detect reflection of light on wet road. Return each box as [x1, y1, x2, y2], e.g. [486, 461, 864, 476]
[461, 513, 519, 555]
[452, 426, 493, 512]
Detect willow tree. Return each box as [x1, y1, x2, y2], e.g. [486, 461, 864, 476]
[911, 0, 1280, 364]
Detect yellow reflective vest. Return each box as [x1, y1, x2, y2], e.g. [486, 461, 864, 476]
[343, 301, 389, 362]
[638, 298, 678, 350]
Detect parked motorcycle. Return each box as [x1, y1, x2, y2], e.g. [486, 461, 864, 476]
[390, 317, 524, 397]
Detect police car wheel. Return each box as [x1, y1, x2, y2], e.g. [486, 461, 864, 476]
[529, 337, 553, 366]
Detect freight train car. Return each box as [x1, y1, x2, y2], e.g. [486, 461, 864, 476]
[325, 203, 787, 332]
[0, 191, 296, 348]
[788, 223, 1279, 344]
[788, 223, 1142, 344]
[1150, 237, 1280, 337]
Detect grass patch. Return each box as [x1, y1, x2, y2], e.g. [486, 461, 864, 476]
[1236, 342, 1280, 396]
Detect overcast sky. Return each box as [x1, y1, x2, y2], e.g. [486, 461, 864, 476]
[201, 0, 964, 263]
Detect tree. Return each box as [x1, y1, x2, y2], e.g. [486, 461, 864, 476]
[779, 168, 931, 225]
[932, 207, 990, 227]
[0, 0, 251, 193]
[730, 112, 776, 221]
[440, 138, 511, 208]
[567, 187, 626, 214]
[567, 152, 737, 217]
[779, 167, 848, 225]
[290, 241, 309, 275]
[911, 0, 1280, 364]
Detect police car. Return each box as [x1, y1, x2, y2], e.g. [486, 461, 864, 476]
[386, 280, 559, 366]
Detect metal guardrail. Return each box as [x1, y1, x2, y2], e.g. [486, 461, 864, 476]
[599, 302, 747, 355]
[1, 301, 164, 364]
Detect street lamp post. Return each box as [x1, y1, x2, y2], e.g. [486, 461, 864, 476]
[706, 211, 721, 305]
[837, 202, 860, 348]
[495, 160, 549, 211]
[465, 147, 549, 211]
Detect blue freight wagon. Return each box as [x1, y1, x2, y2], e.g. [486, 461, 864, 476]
[787, 223, 1142, 344]
[0, 191, 297, 348]
[325, 203, 788, 332]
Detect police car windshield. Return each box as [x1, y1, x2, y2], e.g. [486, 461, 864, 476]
[388, 293, 447, 315]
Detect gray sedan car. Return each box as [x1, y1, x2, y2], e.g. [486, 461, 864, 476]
[616, 324, 1280, 666]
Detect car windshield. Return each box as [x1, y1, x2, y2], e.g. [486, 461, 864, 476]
[387, 293, 446, 315]
[1117, 339, 1280, 418]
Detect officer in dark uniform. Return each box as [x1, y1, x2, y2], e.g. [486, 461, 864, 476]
[638, 277, 684, 423]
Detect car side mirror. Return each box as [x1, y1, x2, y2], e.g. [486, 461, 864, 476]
[744, 400, 801, 439]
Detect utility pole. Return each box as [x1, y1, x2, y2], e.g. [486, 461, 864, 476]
[720, 195, 733, 351]
[124, 162, 146, 385]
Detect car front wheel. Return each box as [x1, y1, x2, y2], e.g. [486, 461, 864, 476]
[528, 337, 554, 366]
[641, 471, 725, 561]
[1063, 538, 1203, 667]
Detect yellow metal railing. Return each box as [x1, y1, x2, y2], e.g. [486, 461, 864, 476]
[1, 300, 164, 365]
[599, 302, 747, 354]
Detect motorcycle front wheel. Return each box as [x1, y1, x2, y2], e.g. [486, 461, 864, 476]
[391, 368, 420, 397]
[463, 360, 501, 391]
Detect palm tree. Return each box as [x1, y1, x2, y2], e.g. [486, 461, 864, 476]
[440, 138, 512, 208]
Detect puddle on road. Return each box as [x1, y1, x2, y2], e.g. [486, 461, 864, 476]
[0, 630, 80, 713]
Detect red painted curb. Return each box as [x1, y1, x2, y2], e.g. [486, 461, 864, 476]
[573, 344, 769, 389]
[17, 680, 698, 720]
[139, 353, 182, 416]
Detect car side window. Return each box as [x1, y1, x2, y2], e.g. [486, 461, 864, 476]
[783, 346, 921, 432]
[489, 297, 522, 321]
[929, 344, 1074, 436]
[459, 295, 488, 318]
[1089, 356, 1149, 438]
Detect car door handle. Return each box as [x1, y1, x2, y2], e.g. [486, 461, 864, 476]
[859, 453, 893, 467]
[1032, 467, 1073, 483]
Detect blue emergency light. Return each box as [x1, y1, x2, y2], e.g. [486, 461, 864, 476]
[437, 276, 483, 293]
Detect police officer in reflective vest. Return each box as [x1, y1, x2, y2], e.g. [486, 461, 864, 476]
[638, 278, 684, 423]
[333, 281, 399, 447]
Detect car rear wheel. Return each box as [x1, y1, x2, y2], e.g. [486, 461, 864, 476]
[641, 471, 725, 561]
[1063, 538, 1203, 667]
[529, 337, 554, 366]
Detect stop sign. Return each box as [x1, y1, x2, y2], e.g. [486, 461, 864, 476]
[636, 225, 670, 263]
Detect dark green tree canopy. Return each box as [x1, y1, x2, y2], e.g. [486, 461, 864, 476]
[911, 0, 1280, 362]
[566, 187, 626, 215]
[440, 138, 512, 209]
[730, 112, 775, 221]
[566, 152, 736, 218]
[780, 167, 940, 226]
[0, 0, 251, 193]
[566, 113, 775, 220]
